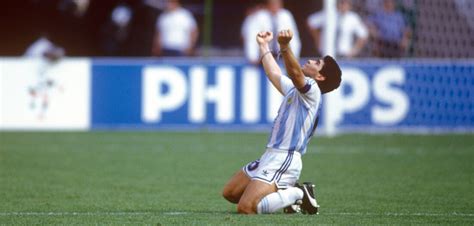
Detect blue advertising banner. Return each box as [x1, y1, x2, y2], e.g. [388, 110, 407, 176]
[92, 59, 281, 129]
[91, 58, 474, 132]
[337, 60, 474, 131]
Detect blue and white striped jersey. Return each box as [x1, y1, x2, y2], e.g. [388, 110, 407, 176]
[266, 76, 322, 155]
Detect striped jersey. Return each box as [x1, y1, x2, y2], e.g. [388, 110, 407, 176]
[267, 76, 322, 155]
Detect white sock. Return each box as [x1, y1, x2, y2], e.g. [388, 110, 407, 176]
[257, 187, 304, 214]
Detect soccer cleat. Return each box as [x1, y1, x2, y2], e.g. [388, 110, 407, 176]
[283, 204, 301, 214]
[296, 182, 320, 215]
[283, 192, 302, 214]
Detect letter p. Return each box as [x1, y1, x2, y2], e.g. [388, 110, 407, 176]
[142, 66, 187, 123]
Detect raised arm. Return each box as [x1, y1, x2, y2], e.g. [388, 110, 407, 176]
[277, 29, 306, 89]
[257, 31, 284, 94]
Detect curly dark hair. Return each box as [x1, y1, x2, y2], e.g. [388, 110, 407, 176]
[317, 55, 342, 94]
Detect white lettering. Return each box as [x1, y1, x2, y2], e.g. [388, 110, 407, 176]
[324, 67, 370, 134]
[215, 67, 235, 123]
[372, 66, 409, 125]
[189, 67, 206, 123]
[140, 64, 409, 128]
[241, 66, 260, 123]
[142, 66, 187, 123]
[189, 66, 235, 123]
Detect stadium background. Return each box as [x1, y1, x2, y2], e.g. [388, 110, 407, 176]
[2, 0, 473, 57]
[1, 0, 473, 224]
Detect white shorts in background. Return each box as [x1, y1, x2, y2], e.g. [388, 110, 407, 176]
[242, 148, 302, 189]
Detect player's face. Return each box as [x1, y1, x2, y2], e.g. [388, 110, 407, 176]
[302, 59, 325, 79]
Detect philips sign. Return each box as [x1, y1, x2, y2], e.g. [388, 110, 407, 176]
[141, 65, 286, 125]
[90, 59, 473, 131]
[2, 58, 471, 131]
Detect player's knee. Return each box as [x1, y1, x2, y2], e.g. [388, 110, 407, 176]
[222, 187, 239, 204]
[237, 201, 256, 214]
[221, 189, 233, 202]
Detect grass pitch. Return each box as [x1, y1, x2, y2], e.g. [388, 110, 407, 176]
[0, 131, 473, 224]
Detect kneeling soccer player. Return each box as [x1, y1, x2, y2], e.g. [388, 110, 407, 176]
[222, 29, 342, 214]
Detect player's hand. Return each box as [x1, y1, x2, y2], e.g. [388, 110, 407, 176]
[277, 29, 293, 45]
[256, 31, 273, 45]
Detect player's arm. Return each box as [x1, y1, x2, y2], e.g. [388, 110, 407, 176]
[257, 31, 285, 94]
[277, 29, 306, 90]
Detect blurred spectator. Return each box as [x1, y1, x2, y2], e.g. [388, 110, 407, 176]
[100, 3, 133, 56]
[24, 34, 65, 62]
[307, 0, 368, 58]
[367, 0, 411, 58]
[241, 0, 301, 64]
[241, 2, 264, 48]
[58, 0, 91, 17]
[241, 2, 264, 62]
[125, 1, 159, 56]
[152, 0, 198, 57]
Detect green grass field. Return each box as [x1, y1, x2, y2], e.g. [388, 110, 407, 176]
[1, 131, 473, 224]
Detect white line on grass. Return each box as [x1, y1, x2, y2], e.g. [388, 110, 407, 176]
[0, 211, 190, 216]
[0, 212, 156, 216]
[324, 212, 474, 217]
[0, 212, 473, 217]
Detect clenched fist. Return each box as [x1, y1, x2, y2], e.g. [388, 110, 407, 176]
[256, 31, 273, 45]
[277, 29, 293, 45]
